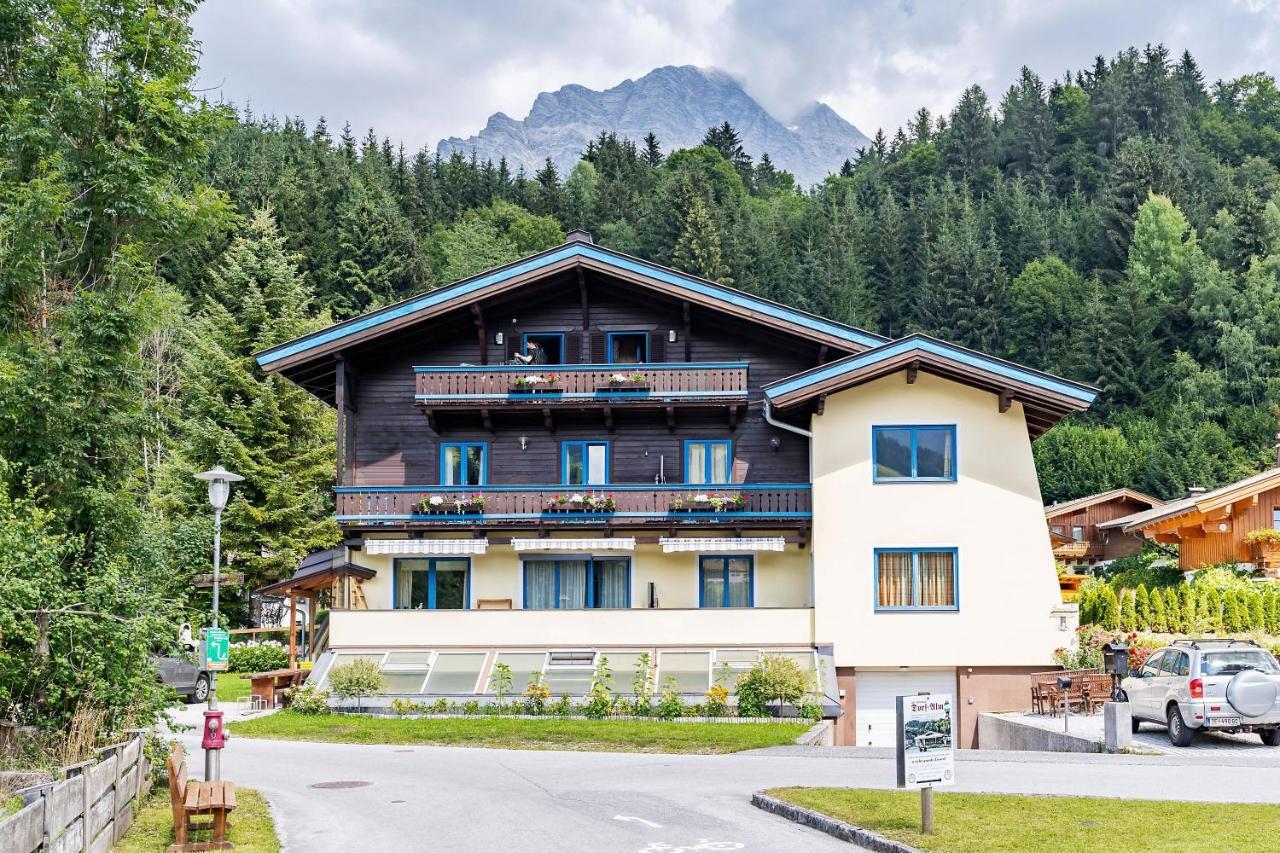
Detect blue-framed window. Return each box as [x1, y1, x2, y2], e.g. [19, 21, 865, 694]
[562, 441, 610, 485]
[872, 425, 956, 482]
[440, 442, 487, 486]
[874, 548, 958, 611]
[699, 556, 754, 608]
[523, 558, 630, 609]
[393, 558, 470, 610]
[607, 331, 648, 364]
[521, 332, 565, 365]
[684, 440, 733, 485]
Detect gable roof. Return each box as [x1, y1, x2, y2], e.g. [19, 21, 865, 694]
[1045, 488, 1163, 521]
[762, 333, 1098, 436]
[254, 240, 886, 374]
[1112, 467, 1280, 533]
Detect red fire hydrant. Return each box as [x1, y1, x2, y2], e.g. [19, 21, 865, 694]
[202, 709, 225, 750]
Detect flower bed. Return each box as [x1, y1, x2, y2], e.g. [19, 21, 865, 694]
[417, 494, 486, 514]
[669, 493, 747, 513]
[543, 493, 616, 513]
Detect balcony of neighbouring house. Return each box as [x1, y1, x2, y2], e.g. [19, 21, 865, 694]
[413, 362, 750, 412]
[324, 605, 816, 650]
[334, 484, 811, 528]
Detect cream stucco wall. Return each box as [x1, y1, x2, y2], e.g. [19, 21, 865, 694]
[809, 371, 1066, 668]
[352, 539, 810, 611]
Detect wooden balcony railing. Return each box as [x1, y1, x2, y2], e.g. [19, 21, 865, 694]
[335, 484, 811, 525]
[414, 362, 749, 406]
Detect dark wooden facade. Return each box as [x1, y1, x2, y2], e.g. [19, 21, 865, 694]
[302, 258, 856, 531]
[1044, 489, 1161, 564]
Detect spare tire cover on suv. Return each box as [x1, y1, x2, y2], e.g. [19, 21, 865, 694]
[1226, 670, 1278, 717]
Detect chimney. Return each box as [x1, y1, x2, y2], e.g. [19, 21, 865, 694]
[565, 229, 593, 245]
[1187, 485, 1207, 498]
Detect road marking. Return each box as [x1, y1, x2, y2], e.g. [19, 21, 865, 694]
[614, 815, 663, 829]
[637, 841, 745, 852]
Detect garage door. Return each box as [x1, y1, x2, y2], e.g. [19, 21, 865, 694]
[855, 669, 956, 747]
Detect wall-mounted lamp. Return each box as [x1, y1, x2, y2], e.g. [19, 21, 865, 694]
[495, 331, 504, 346]
[668, 329, 677, 343]
[519, 435, 528, 451]
[769, 436, 781, 451]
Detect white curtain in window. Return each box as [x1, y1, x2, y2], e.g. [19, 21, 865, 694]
[727, 558, 751, 607]
[688, 442, 707, 484]
[396, 560, 428, 609]
[559, 561, 588, 608]
[586, 444, 607, 485]
[596, 561, 628, 608]
[525, 561, 556, 609]
[710, 442, 730, 483]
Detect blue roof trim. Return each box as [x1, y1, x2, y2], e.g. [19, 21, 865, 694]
[255, 244, 883, 368]
[764, 336, 1098, 403]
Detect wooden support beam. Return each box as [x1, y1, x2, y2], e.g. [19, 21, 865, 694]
[288, 592, 297, 669]
[815, 394, 826, 416]
[542, 407, 554, 432]
[480, 408, 493, 433]
[1202, 518, 1232, 535]
[682, 301, 692, 362]
[471, 304, 487, 365]
[1232, 495, 1259, 518]
[906, 360, 919, 384]
[334, 355, 347, 486]
[728, 404, 739, 431]
[998, 389, 1014, 414]
[817, 345, 828, 366]
[1177, 524, 1205, 540]
[666, 406, 676, 432]
[421, 407, 437, 433]
[603, 405, 614, 433]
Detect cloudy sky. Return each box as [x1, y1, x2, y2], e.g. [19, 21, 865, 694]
[191, 0, 1280, 150]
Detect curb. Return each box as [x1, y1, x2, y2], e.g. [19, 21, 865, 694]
[750, 792, 922, 853]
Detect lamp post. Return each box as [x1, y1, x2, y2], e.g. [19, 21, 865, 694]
[195, 465, 243, 781]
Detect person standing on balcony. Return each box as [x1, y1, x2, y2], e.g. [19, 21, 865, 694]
[512, 339, 545, 365]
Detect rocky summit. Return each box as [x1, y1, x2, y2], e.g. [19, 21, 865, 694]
[437, 65, 870, 187]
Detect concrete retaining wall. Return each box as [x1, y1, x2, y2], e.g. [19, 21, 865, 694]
[977, 713, 1102, 753]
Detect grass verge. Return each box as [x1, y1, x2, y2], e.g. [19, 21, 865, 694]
[215, 673, 251, 703]
[765, 787, 1280, 853]
[229, 710, 810, 753]
[115, 786, 279, 853]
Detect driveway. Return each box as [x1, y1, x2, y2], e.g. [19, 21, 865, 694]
[170, 705, 1280, 852]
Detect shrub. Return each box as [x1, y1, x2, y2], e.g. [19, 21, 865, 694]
[735, 654, 810, 715]
[655, 676, 685, 720]
[582, 656, 615, 719]
[289, 682, 331, 715]
[703, 684, 729, 717]
[390, 697, 423, 717]
[1148, 585, 1167, 632]
[428, 698, 448, 714]
[327, 659, 384, 710]
[797, 696, 822, 721]
[227, 641, 289, 674]
[631, 652, 654, 716]
[1118, 589, 1137, 632]
[488, 662, 514, 707]
[550, 695, 573, 717]
[522, 672, 551, 715]
[1134, 584, 1151, 632]
[460, 700, 480, 716]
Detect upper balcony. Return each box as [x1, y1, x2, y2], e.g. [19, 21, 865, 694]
[335, 484, 811, 530]
[414, 362, 750, 414]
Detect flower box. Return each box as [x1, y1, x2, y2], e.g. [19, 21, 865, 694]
[417, 496, 486, 515]
[543, 494, 617, 513]
[1245, 529, 1280, 575]
[599, 372, 649, 392]
[510, 374, 561, 394]
[668, 494, 747, 513]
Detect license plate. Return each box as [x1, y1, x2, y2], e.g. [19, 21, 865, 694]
[1208, 716, 1241, 727]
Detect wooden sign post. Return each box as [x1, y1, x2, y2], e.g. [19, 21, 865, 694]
[895, 692, 955, 835]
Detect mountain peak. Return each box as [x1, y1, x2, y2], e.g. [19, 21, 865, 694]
[438, 66, 868, 186]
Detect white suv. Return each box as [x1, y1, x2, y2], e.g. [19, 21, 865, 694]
[1120, 639, 1280, 747]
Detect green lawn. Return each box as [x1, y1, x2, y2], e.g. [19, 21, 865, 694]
[229, 710, 810, 754]
[766, 788, 1280, 853]
[115, 786, 279, 853]
[215, 673, 251, 703]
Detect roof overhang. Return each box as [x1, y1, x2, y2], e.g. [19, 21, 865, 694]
[1045, 488, 1164, 521]
[1118, 467, 1280, 534]
[763, 334, 1098, 437]
[254, 242, 886, 377]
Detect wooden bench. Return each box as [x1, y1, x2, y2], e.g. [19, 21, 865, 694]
[166, 743, 237, 851]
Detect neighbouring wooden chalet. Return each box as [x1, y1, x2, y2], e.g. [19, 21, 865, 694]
[1114, 467, 1280, 576]
[254, 231, 1098, 747]
[1044, 488, 1163, 567]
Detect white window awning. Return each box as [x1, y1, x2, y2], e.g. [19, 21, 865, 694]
[511, 538, 636, 552]
[365, 538, 489, 556]
[659, 537, 786, 553]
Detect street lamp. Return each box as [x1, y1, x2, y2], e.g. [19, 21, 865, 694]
[194, 465, 243, 781]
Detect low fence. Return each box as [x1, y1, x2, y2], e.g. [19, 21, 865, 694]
[0, 730, 152, 853]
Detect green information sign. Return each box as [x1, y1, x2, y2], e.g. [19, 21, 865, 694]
[205, 627, 230, 672]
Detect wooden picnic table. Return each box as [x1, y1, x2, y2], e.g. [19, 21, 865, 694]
[246, 668, 305, 709]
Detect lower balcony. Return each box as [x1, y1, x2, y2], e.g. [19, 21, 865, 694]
[335, 484, 811, 528]
[326, 606, 816, 649]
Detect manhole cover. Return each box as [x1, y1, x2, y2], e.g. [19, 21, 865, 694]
[309, 781, 372, 789]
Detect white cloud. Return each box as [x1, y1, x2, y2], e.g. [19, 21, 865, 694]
[191, 0, 1280, 148]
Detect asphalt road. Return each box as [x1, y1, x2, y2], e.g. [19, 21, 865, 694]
[172, 706, 1280, 853]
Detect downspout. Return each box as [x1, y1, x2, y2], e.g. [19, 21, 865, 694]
[762, 399, 817, 612]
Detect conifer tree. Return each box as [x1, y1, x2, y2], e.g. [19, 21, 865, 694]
[672, 196, 732, 284]
[1148, 584, 1167, 633]
[1119, 589, 1137, 632]
[1134, 584, 1152, 632]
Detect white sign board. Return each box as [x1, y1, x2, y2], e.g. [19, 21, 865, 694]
[895, 693, 955, 789]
